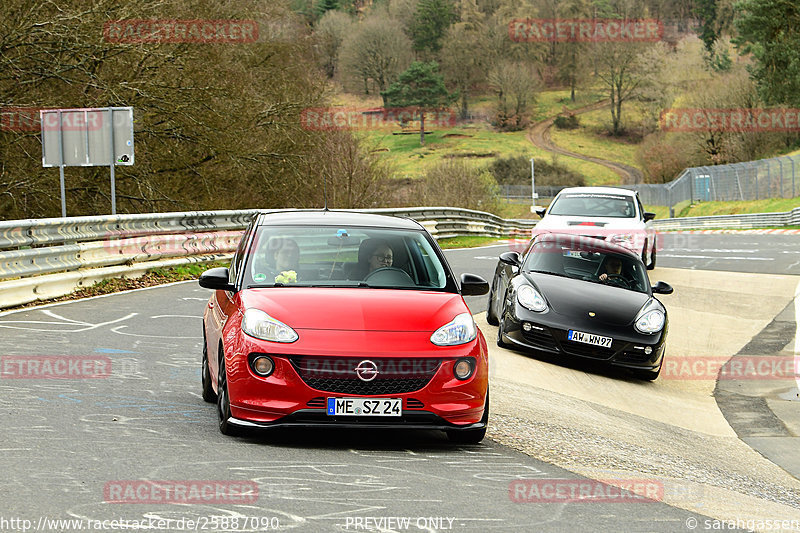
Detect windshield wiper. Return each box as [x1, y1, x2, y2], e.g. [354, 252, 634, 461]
[525, 269, 572, 279]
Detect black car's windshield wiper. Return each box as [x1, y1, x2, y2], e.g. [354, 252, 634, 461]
[525, 269, 573, 279]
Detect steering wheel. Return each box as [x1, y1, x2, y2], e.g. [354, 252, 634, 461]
[603, 273, 630, 288]
[364, 267, 415, 286]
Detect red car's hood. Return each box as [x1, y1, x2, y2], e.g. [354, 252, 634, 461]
[239, 288, 468, 332]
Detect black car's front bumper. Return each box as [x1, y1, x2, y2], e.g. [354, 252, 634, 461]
[501, 312, 666, 372]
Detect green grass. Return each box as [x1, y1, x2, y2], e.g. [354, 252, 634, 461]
[364, 123, 533, 177]
[437, 236, 505, 249]
[549, 107, 643, 177]
[676, 197, 800, 217]
[532, 89, 606, 122]
[362, 89, 614, 181]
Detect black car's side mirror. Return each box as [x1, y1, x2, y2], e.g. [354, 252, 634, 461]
[534, 207, 547, 218]
[651, 281, 673, 294]
[643, 212, 656, 222]
[199, 267, 237, 292]
[499, 251, 522, 267]
[460, 273, 489, 296]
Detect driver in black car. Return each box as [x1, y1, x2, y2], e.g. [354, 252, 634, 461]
[599, 256, 624, 284]
[367, 240, 394, 273]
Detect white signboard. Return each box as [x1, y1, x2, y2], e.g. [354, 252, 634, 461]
[41, 107, 134, 167]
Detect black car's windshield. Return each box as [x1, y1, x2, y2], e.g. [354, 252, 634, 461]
[524, 242, 649, 293]
[548, 193, 636, 218]
[243, 225, 451, 290]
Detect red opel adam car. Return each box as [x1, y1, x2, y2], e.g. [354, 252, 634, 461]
[199, 211, 490, 443]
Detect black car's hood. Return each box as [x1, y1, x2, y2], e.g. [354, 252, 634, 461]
[525, 272, 651, 326]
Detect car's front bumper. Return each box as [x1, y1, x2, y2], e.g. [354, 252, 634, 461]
[501, 311, 666, 372]
[223, 333, 489, 427]
[225, 409, 487, 431]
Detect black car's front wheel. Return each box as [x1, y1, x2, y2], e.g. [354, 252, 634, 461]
[217, 352, 239, 436]
[447, 390, 488, 444]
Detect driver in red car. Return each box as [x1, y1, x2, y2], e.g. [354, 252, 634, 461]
[368, 240, 394, 273]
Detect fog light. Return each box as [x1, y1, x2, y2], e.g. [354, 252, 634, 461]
[522, 322, 532, 332]
[644, 346, 653, 355]
[453, 358, 474, 380]
[251, 355, 274, 377]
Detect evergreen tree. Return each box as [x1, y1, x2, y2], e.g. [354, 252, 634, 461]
[734, 0, 800, 106]
[316, 0, 340, 17]
[381, 61, 457, 145]
[409, 0, 456, 55]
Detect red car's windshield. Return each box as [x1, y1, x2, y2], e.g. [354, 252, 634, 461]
[243, 225, 452, 290]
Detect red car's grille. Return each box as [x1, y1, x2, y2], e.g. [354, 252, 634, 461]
[289, 356, 442, 395]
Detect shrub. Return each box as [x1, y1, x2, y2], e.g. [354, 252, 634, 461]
[488, 155, 585, 187]
[413, 159, 501, 213]
[553, 113, 580, 129]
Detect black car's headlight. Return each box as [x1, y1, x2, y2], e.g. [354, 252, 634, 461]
[241, 309, 298, 342]
[634, 308, 665, 334]
[517, 285, 547, 312]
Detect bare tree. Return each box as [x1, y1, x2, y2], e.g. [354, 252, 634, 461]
[0, 0, 334, 219]
[338, 13, 414, 102]
[488, 60, 542, 130]
[314, 10, 354, 78]
[595, 42, 652, 136]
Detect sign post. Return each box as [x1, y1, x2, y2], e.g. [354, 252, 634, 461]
[530, 157, 538, 202]
[41, 107, 134, 216]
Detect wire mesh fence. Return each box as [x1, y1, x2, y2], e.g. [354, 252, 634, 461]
[500, 154, 800, 210]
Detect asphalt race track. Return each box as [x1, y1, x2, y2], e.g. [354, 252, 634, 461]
[0, 232, 798, 532]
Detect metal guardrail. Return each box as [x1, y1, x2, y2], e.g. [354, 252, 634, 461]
[0, 208, 537, 287]
[0, 206, 796, 310]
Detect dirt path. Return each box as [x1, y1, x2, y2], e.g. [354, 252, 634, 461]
[528, 99, 644, 184]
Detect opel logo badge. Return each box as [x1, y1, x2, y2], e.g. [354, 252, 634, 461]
[355, 360, 379, 382]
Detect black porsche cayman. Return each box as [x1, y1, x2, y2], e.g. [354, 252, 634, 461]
[487, 233, 673, 380]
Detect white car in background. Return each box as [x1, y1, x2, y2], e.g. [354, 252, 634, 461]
[534, 187, 658, 269]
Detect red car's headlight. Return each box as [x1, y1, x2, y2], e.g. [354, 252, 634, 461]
[430, 313, 477, 346]
[242, 309, 298, 343]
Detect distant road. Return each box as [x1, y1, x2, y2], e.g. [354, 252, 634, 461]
[527, 99, 645, 184]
